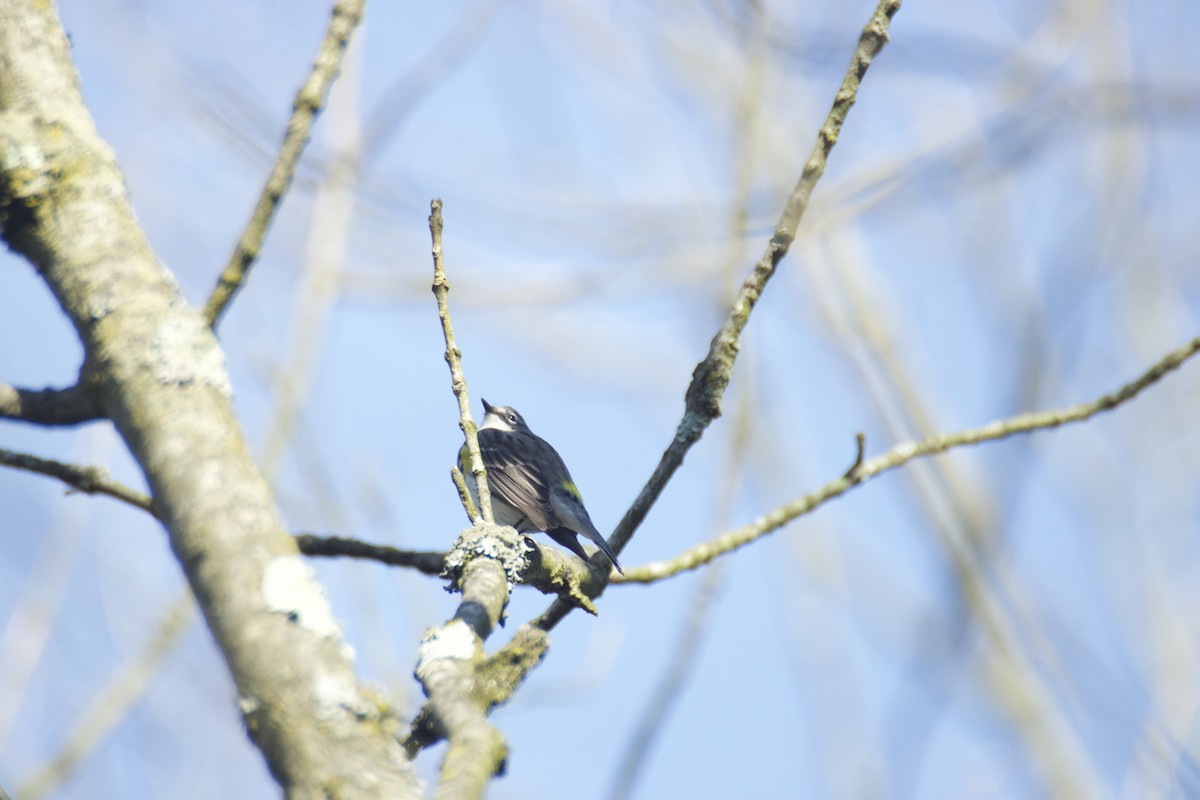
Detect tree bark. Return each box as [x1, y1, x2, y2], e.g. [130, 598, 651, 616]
[0, 2, 419, 796]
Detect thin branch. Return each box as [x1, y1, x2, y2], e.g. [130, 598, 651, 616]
[419, 201, 521, 799]
[402, 624, 549, 758]
[398, 1, 906, 756]
[450, 466, 479, 522]
[0, 380, 102, 426]
[294, 534, 447, 575]
[531, 0, 903, 633]
[430, 199, 493, 524]
[0, 448, 153, 513]
[202, 0, 367, 329]
[0, 2, 418, 790]
[616, 334, 1200, 583]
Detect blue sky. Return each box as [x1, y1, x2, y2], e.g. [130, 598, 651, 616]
[3, 1, 1200, 798]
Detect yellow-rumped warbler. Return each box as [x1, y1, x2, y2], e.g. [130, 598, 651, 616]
[458, 399, 623, 574]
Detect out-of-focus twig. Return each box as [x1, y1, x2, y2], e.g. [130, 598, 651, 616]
[0, 380, 101, 426]
[295, 534, 447, 575]
[203, 0, 366, 328]
[0, 448, 153, 514]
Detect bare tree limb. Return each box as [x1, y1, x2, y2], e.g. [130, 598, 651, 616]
[431, 199, 494, 524]
[400, 0, 905, 756]
[295, 533, 448, 575]
[418, 201, 524, 799]
[531, 0, 904, 634]
[616, 334, 1200, 582]
[0, 379, 102, 425]
[202, 0, 367, 329]
[0, 3, 418, 795]
[0, 447, 153, 513]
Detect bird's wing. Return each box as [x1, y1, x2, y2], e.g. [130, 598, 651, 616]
[478, 429, 556, 531]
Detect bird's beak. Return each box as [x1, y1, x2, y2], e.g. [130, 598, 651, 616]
[481, 398, 493, 414]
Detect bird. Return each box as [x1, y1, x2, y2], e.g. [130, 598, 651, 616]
[459, 399, 623, 575]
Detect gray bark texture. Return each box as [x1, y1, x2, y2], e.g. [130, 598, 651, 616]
[0, 2, 419, 796]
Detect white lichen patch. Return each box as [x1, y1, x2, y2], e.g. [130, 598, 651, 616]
[262, 555, 350, 660]
[150, 311, 232, 395]
[311, 669, 370, 721]
[414, 620, 476, 679]
[441, 522, 530, 592]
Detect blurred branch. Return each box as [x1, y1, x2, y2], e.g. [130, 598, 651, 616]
[611, 17, 767, 787]
[203, 0, 366, 329]
[608, 565, 724, 800]
[0, 379, 101, 426]
[0, 447, 153, 513]
[362, 0, 500, 165]
[18, 591, 195, 800]
[609, 389, 753, 800]
[531, 0, 903, 634]
[0, 2, 418, 792]
[618, 334, 1200, 582]
[295, 533, 447, 575]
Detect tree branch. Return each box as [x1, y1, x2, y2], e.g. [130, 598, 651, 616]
[615, 334, 1200, 582]
[531, 0, 904, 634]
[202, 0, 367, 329]
[294, 533, 448, 575]
[400, 0, 905, 757]
[0, 447, 153, 513]
[0, 3, 418, 795]
[0, 379, 102, 425]
[431, 199, 494, 524]
[419, 201, 526, 798]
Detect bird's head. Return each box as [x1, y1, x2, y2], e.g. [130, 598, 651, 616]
[480, 399, 532, 434]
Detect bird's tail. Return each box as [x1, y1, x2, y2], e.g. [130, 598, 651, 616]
[548, 527, 623, 575]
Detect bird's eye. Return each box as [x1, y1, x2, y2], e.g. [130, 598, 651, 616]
[507, 413, 517, 424]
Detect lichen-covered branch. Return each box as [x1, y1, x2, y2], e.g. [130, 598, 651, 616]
[0, 3, 418, 795]
[0, 379, 102, 426]
[419, 203, 534, 798]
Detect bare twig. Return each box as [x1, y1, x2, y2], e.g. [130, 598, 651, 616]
[0, 380, 101, 426]
[531, 0, 904, 633]
[418, 200, 522, 799]
[0, 447, 153, 514]
[431, 199, 493, 524]
[294, 534, 447, 575]
[616, 334, 1200, 582]
[450, 466, 479, 522]
[0, 2, 418, 791]
[843, 432, 867, 480]
[400, 0, 905, 756]
[203, 0, 367, 328]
